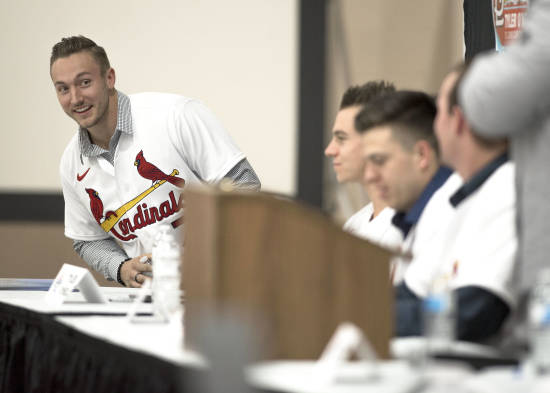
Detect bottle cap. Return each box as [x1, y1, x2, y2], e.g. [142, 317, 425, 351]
[424, 295, 448, 313]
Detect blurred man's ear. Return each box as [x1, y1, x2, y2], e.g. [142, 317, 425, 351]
[453, 105, 466, 136]
[413, 140, 435, 171]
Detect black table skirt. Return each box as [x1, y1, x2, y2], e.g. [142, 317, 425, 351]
[0, 301, 204, 393]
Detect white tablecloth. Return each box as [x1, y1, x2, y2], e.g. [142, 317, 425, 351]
[0, 287, 205, 367]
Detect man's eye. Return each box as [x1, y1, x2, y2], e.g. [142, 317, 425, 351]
[371, 155, 387, 166]
[81, 79, 91, 87]
[57, 86, 68, 94]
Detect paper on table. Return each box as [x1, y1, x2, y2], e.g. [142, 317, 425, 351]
[46, 263, 107, 305]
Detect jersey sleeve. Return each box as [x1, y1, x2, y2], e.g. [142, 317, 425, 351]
[172, 99, 246, 183]
[455, 286, 510, 341]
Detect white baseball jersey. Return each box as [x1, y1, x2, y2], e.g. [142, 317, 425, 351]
[405, 161, 517, 308]
[343, 204, 403, 250]
[60, 93, 245, 277]
[391, 171, 463, 284]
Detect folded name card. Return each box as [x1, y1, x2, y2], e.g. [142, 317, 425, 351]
[46, 263, 107, 305]
[316, 322, 379, 383]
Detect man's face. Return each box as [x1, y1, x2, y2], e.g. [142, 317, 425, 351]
[50, 51, 114, 130]
[434, 72, 460, 167]
[362, 126, 427, 212]
[325, 106, 364, 183]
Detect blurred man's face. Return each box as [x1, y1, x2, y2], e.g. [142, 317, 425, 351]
[434, 71, 460, 167]
[362, 126, 428, 212]
[325, 106, 365, 183]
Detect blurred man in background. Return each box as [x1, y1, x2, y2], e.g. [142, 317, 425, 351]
[356, 90, 462, 285]
[325, 81, 402, 250]
[397, 67, 516, 341]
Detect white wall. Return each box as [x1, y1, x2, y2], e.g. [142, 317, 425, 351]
[324, 0, 464, 222]
[0, 0, 298, 195]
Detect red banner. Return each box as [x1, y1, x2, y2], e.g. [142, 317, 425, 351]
[493, 0, 529, 50]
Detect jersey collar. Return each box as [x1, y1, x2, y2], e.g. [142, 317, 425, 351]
[392, 166, 453, 237]
[78, 90, 133, 158]
[449, 153, 509, 207]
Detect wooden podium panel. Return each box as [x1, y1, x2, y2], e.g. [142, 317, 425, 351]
[183, 186, 393, 360]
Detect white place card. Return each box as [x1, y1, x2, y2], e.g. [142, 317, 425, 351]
[45, 263, 107, 305]
[316, 322, 380, 383]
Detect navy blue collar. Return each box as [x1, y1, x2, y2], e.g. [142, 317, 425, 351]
[449, 153, 509, 207]
[392, 166, 453, 237]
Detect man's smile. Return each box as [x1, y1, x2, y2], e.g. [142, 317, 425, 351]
[74, 105, 92, 114]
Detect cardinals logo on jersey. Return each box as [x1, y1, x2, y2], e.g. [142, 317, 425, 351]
[134, 150, 185, 187]
[85, 150, 185, 242]
[85, 188, 137, 241]
[85, 188, 103, 224]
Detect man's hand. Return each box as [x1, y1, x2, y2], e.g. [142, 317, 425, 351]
[120, 254, 153, 288]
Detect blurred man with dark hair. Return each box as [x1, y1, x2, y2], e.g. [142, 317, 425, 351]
[325, 81, 401, 250]
[396, 67, 517, 342]
[356, 90, 462, 284]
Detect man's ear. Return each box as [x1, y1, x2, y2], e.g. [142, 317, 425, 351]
[453, 106, 466, 136]
[106, 67, 116, 90]
[413, 140, 434, 171]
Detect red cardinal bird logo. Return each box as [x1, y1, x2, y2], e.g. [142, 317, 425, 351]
[134, 150, 185, 187]
[85, 188, 118, 225]
[85, 188, 104, 224]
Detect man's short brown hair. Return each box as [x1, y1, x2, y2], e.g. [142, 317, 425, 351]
[340, 81, 396, 110]
[50, 35, 110, 75]
[355, 90, 439, 155]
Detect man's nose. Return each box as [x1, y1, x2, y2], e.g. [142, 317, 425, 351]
[70, 87, 82, 105]
[324, 140, 337, 157]
[363, 164, 378, 183]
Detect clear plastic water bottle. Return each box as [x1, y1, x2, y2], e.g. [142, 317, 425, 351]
[528, 268, 550, 374]
[423, 280, 455, 353]
[151, 225, 182, 320]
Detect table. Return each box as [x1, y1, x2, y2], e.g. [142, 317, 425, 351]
[0, 287, 204, 393]
[1, 287, 544, 393]
[246, 359, 550, 393]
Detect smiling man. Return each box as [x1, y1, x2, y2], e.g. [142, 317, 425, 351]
[325, 82, 402, 250]
[51, 36, 260, 287]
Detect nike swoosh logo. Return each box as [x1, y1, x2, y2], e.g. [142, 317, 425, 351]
[77, 168, 91, 182]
